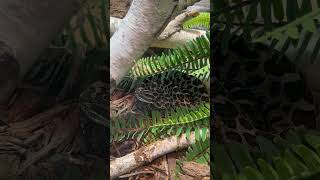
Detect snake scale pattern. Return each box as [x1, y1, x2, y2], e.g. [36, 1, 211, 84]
[134, 71, 209, 114]
[80, 71, 210, 125]
[109, 71, 209, 121]
[212, 34, 318, 145]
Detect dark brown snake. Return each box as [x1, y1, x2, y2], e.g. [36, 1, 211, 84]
[133, 71, 209, 114]
[111, 72, 209, 121]
[212, 34, 318, 145]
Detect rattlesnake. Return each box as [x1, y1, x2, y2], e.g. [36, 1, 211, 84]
[78, 70, 210, 123]
[134, 71, 209, 114]
[212, 34, 318, 145]
[109, 71, 209, 120]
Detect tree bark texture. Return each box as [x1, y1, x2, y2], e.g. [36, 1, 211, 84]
[110, 16, 206, 48]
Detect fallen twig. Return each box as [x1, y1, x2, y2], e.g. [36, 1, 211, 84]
[118, 170, 154, 179]
[110, 129, 209, 179]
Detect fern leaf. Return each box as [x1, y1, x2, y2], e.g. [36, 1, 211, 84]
[253, 8, 320, 43]
[214, 130, 320, 180]
[111, 102, 209, 143]
[130, 33, 210, 78]
[183, 12, 210, 30]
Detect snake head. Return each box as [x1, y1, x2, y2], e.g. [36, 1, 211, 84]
[79, 82, 108, 126]
[134, 87, 155, 104]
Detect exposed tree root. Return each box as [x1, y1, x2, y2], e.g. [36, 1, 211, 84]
[0, 104, 81, 179]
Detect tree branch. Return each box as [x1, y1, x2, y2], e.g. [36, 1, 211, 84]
[110, 15, 206, 49]
[110, 129, 209, 179]
[110, 0, 200, 92]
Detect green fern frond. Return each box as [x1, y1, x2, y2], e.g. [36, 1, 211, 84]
[214, 129, 320, 180]
[110, 102, 210, 143]
[213, 0, 318, 30]
[253, 8, 320, 43]
[65, 0, 108, 49]
[252, 8, 320, 62]
[184, 138, 210, 163]
[183, 12, 210, 30]
[130, 33, 210, 78]
[189, 64, 210, 85]
[146, 103, 209, 142]
[213, 0, 320, 60]
[175, 138, 210, 179]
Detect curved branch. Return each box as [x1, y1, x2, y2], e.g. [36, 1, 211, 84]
[110, 16, 206, 49]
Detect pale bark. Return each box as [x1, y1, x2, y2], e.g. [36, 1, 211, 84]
[180, 161, 210, 178]
[110, 17, 206, 49]
[0, 0, 79, 104]
[186, 0, 210, 12]
[110, 0, 200, 92]
[110, 129, 209, 179]
[152, 29, 206, 48]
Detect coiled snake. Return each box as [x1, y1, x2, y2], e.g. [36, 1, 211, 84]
[212, 35, 318, 145]
[110, 71, 210, 120]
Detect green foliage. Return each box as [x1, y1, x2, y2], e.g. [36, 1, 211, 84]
[183, 12, 210, 30]
[254, 8, 320, 62]
[213, 0, 320, 63]
[51, 0, 108, 51]
[213, 2, 320, 179]
[184, 137, 210, 163]
[175, 138, 210, 178]
[214, 129, 320, 180]
[130, 33, 210, 78]
[111, 102, 209, 143]
[253, 9, 320, 43]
